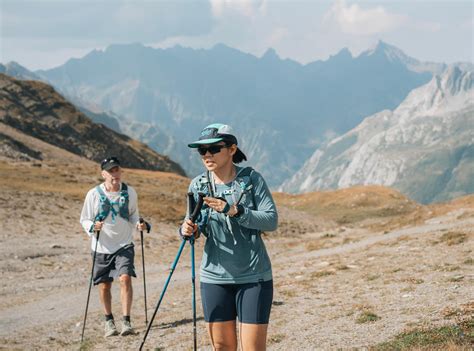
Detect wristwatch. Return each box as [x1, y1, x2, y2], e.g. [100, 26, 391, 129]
[233, 204, 245, 218]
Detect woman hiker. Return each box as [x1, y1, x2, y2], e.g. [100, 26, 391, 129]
[180, 123, 278, 351]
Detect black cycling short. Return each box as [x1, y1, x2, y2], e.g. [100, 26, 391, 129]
[92, 244, 136, 285]
[200, 280, 273, 324]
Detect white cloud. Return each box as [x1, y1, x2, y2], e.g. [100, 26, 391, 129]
[114, 2, 147, 25]
[1, 0, 471, 69]
[1, 1, 214, 42]
[210, 0, 267, 19]
[324, 0, 407, 35]
[267, 27, 290, 48]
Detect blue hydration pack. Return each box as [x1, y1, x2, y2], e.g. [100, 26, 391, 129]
[193, 166, 255, 204]
[95, 183, 130, 223]
[192, 167, 256, 232]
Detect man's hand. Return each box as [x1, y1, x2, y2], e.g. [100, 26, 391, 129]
[93, 221, 104, 232]
[137, 221, 147, 232]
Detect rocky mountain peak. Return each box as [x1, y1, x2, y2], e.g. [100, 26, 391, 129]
[437, 65, 473, 95]
[397, 65, 473, 116]
[281, 65, 473, 204]
[0, 73, 185, 175]
[361, 40, 413, 64]
[0, 61, 41, 80]
[261, 48, 280, 61]
[359, 40, 447, 75]
[326, 48, 353, 64]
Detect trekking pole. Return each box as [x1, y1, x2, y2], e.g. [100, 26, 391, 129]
[139, 217, 151, 326]
[139, 193, 204, 351]
[81, 216, 104, 343]
[186, 192, 198, 351]
[190, 235, 197, 351]
[187, 193, 203, 351]
[139, 236, 186, 351]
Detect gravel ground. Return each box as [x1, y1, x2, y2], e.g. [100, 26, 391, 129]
[0, 187, 473, 350]
[1, 105, 473, 350]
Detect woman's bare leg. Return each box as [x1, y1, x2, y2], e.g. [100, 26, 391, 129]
[207, 321, 237, 351]
[239, 323, 268, 351]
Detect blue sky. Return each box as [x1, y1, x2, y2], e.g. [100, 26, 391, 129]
[1, 0, 473, 70]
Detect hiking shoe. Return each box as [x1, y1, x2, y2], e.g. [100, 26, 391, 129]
[120, 320, 135, 336]
[104, 319, 119, 337]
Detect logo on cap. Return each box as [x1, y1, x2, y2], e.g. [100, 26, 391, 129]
[201, 128, 217, 138]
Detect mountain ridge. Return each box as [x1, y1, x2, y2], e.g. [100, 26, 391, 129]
[0, 73, 185, 175]
[281, 66, 474, 203]
[36, 41, 436, 186]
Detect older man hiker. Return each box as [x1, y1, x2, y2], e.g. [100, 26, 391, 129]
[80, 156, 148, 338]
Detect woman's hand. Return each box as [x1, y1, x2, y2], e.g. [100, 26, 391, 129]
[204, 197, 231, 214]
[181, 219, 198, 237]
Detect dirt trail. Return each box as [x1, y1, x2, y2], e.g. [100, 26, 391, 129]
[282, 217, 474, 264]
[0, 264, 186, 338]
[1, 210, 472, 350]
[1, 216, 469, 338]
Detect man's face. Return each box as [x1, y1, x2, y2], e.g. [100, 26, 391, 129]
[102, 166, 122, 185]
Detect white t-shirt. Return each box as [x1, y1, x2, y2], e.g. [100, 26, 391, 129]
[80, 183, 139, 254]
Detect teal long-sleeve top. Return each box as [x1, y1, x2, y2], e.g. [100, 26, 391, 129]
[189, 166, 278, 284]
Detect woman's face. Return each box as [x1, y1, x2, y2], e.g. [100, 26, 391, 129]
[198, 142, 236, 171]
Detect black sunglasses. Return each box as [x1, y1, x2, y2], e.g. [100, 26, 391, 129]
[197, 144, 228, 156]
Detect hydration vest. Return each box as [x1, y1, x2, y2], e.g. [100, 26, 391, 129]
[193, 166, 255, 204]
[95, 183, 130, 222]
[191, 166, 256, 230]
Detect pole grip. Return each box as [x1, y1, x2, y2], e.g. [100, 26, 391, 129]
[139, 217, 151, 233]
[95, 215, 105, 236]
[189, 193, 204, 223]
[186, 192, 196, 220]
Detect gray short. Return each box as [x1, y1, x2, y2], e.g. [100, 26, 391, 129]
[92, 243, 136, 285]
